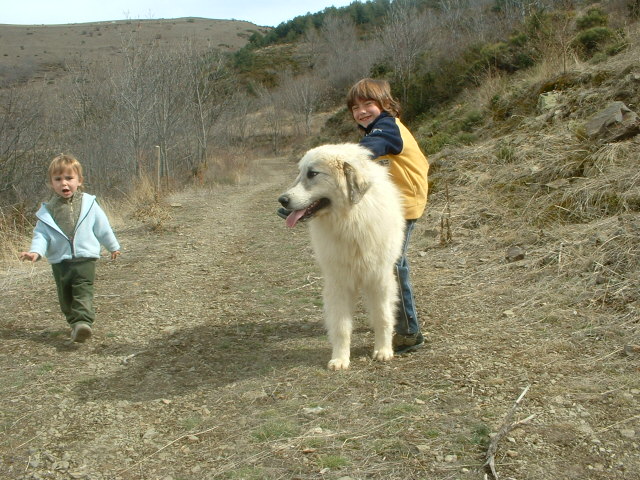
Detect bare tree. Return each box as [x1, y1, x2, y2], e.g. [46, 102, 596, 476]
[57, 58, 122, 190]
[551, 8, 577, 75]
[0, 85, 46, 205]
[149, 46, 189, 180]
[299, 25, 324, 70]
[378, 0, 434, 105]
[112, 34, 156, 177]
[183, 44, 233, 167]
[278, 71, 325, 136]
[312, 14, 382, 96]
[255, 83, 286, 154]
[438, 0, 494, 46]
[525, 1, 578, 75]
[65, 60, 96, 131]
[216, 91, 257, 147]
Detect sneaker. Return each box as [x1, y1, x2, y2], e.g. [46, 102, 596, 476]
[393, 332, 424, 354]
[71, 322, 92, 343]
[277, 207, 291, 220]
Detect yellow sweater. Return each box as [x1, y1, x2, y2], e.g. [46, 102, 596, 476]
[360, 114, 429, 219]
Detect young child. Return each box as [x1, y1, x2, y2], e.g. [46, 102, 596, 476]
[278, 78, 429, 353]
[19, 154, 121, 343]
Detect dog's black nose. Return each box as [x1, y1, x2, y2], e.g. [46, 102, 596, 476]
[278, 195, 290, 207]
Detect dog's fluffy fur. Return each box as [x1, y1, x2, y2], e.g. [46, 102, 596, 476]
[279, 144, 405, 370]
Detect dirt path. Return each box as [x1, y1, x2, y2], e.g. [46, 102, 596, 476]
[1, 155, 639, 479]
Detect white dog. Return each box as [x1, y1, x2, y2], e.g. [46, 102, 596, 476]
[278, 144, 405, 370]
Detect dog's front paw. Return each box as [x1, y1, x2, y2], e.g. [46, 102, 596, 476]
[373, 348, 394, 362]
[328, 358, 350, 370]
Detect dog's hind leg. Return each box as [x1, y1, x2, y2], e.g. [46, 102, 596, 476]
[323, 282, 355, 371]
[363, 273, 397, 362]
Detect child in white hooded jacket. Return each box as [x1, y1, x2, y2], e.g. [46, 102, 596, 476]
[20, 154, 120, 342]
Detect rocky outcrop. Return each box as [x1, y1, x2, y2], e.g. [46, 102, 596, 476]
[585, 101, 640, 143]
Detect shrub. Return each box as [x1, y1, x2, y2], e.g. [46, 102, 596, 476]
[573, 27, 614, 54]
[419, 131, 477, 155]
[496, 143, 517, 164]
[489, 93, 510, 120]
[509, 33, 528, 47]
[576, 8, 608, 30]
[463, 38, 536, 83]
[461, 110, 484, 132]
[456, 132, 478, 145]
[605, 40, 628, 56]
[420, 132, 453, 155]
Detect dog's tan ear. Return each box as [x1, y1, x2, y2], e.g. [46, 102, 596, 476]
[343, 162, 370, 204]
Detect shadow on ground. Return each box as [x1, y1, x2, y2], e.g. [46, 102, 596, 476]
[0, 326, 83, 352]
[69, 318, 331, 402]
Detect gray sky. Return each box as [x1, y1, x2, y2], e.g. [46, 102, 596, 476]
[1, 0, 356, 27]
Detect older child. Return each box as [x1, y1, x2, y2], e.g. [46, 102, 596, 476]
[279, 78, 429, 353]
[346, 78, 429, 353]
[19, 154, 121, 342]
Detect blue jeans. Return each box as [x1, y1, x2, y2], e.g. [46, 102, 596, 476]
[395, 219, 419, 335]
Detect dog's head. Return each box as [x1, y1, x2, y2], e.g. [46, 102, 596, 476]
[278, 144, 373, 227]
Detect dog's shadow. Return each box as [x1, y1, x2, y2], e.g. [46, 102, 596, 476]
[2, 318, 381, 402]
[70, 318, 334, 402]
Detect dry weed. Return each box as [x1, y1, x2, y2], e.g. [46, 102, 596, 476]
[127, 174, 172, 232]
[534, 138, 640, 223]
[460, 70, 510, 108]
[524, 214, 640, 312]
[0, 204, 33, 267]
[204, 148, 252, 186]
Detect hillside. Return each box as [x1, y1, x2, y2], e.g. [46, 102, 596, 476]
[0, 18, 266, 84]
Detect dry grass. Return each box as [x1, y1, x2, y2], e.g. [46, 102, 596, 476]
[0, 204, 33, 267]
[204, 148, 254, 186]
[126, 174, 172, 232]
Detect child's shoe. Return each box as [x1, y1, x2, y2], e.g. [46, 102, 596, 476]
[71, 322, 92, 342]
[393, 332, 424, 354]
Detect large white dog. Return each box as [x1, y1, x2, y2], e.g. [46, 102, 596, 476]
[278, 144, 405, 370]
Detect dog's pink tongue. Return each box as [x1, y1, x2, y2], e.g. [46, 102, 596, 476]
[286, 209, 306, 228]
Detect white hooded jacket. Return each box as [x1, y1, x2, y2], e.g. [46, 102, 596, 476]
[29, 193, 120, 264]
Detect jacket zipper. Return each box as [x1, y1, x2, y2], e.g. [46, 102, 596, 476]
[71, 198, 93, 259]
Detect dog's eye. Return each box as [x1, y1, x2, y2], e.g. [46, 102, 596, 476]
[307, 170, 319, 179]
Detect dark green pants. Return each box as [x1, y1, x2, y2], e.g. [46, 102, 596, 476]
[51, 259, 96, 326]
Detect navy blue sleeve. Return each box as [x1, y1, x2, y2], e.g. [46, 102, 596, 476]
[358, 116, 403, 159]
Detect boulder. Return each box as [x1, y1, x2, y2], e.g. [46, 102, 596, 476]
[585, 101, 640, 143]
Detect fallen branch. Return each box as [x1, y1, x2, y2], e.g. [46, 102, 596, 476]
[597, 413, 640, 434]
[118, 425, 219, 475]
[484, 385, 531, 479]
[439, 182, 452, 245]
[285, 275, 321, 293]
